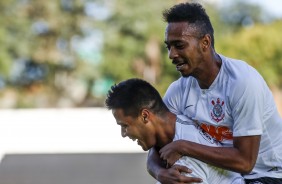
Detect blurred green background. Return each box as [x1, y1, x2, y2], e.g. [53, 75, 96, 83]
[0, 0, 281, 109]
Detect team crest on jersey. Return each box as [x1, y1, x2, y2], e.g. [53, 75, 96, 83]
[210, 98, 225, 123]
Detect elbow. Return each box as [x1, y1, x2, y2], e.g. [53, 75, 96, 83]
[240, 166, 253, 175]
[237, 160, 256, 174]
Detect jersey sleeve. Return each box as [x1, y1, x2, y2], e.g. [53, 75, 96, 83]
[230, 69, 265, 137]
[163, 79, 183, 115]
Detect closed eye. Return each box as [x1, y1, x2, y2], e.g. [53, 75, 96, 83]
[175, 44, 185, 49]
[165, 44, 170, 50]
[165, 42, 186, 51]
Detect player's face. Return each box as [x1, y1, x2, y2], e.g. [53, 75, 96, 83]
[112, 108, 155, 151]
[164, 22, 205, 77]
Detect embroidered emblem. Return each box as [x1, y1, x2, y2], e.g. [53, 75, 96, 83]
[210, 98, 225, 123]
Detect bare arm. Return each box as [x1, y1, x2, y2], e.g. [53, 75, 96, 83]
[160, 135, 261, 174]
[147, 147, 166, 178]
[147, 147, 203, 184]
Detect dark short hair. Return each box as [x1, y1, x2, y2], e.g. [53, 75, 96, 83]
[163, 2, 215, 48]
[105, 78, 168, 117]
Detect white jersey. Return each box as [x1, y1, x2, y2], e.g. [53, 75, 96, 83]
[157, 115, 244, 184]
[163, 55, 282, 179]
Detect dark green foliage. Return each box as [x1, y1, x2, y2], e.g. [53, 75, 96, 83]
[0, 0, 281, 108]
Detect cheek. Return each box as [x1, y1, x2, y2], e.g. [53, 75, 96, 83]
[189, 48, 202, 63]
[129, 126, 142, 138]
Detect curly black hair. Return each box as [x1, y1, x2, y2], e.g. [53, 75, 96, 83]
[163, 2, 215, 48]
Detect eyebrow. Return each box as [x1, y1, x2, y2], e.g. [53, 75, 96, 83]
[164, 40, 183, 45]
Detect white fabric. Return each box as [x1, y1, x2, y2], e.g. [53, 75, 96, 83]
[163, 55, 282, 179]
[157, 115, 244, 184]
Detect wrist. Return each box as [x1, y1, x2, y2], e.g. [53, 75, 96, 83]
[178, 139, 188, 156]
[156, 167, 166, 182]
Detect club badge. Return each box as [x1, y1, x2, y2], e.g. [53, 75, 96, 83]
[210, 98, 225, 123]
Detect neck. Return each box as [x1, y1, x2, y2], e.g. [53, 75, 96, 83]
[155, 112, 176, 149]
[197, 52, 222, 89]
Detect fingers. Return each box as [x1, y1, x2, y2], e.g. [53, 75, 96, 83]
[157, 166, 203, 184]
[173, 165, 203, 183]
[161, 155, 181, 167]
[159, 143, 181, 165]
[178, 175, 203, 183]
[172, 164, 192, 173]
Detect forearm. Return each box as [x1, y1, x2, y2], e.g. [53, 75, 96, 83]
[181, 142, 247, 173]
[179, 136, 260, 174]
[147, 147, 202, 183]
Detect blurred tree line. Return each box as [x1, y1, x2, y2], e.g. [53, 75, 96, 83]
[0, 0, 281, 108]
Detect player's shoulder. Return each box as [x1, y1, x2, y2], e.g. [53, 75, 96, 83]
[166, 76, 193, 95]
[220, 54, 268, 102]
[221, 55, 264, 87]
[222, 55, 254, 79]
[176, 115, 195, 125]
[170, 77, 192, 87]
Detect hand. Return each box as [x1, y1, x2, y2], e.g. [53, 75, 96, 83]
[156, 164, 202, 184]
[159, 140, 184, 167]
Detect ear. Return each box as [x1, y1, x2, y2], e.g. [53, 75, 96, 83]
[140, 109, 150, 124]
[201, 34, 211, 52]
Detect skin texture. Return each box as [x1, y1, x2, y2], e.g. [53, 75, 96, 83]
[113, 107, 204, 183]
[112, 108, 177, 151]
[113, 108, 154, 151]
[146, 21, 261, 184]
[164, 22, 221, 89]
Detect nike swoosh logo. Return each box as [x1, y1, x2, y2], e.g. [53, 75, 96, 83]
[185, 105, 193, 109]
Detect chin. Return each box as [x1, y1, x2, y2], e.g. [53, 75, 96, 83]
[140, 144, 151, 151]
[179, 71, 190, 77]
[142, 148, 149, 151]
[141, 146, 149, 151]
[180, 73, 190, 78]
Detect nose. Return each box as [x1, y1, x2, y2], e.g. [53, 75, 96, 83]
[121, 127, 126, 138]
[168, 46, 178, 60]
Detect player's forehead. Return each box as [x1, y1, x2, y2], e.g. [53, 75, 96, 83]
[112, 108, 126, 121]
[165, 22, 199, 43]
[112, 108, 134, 125]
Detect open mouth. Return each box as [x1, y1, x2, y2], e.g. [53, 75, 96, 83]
[176, 63, 186, 70]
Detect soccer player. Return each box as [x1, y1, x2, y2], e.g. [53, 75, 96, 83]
[147, 2, 282, 184]
[105, 78, 244, 184]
